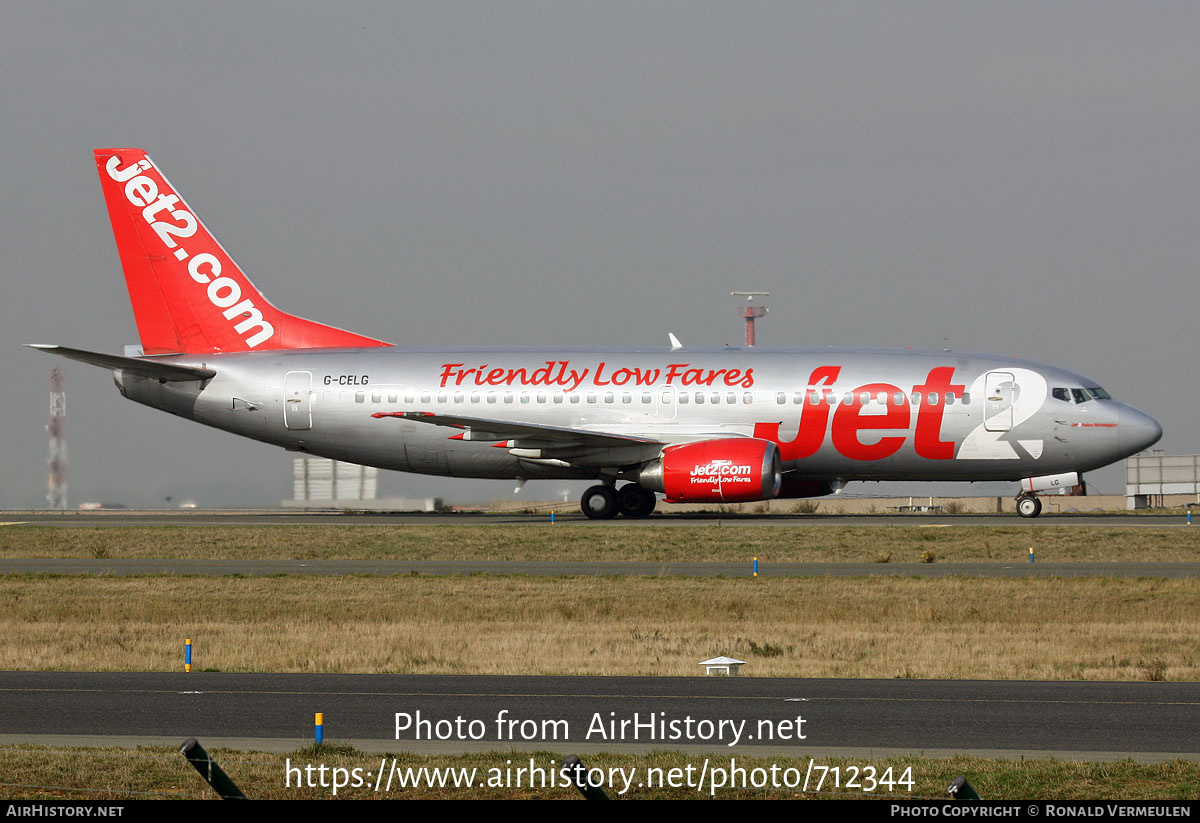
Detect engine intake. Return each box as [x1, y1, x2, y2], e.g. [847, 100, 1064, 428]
[639, 438, 782, 503]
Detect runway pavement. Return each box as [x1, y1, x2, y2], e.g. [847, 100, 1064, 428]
[4, 510, 1194, 527]
[1, 672, 1196, 762]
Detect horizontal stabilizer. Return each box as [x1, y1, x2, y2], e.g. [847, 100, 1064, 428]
[26, 345, 216, 381]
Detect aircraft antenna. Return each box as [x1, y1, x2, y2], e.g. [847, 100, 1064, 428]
[730, 291, 769, 347]
[47, 367, 67, 510]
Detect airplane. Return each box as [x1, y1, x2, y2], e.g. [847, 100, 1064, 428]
[29, 148, 1162, 519]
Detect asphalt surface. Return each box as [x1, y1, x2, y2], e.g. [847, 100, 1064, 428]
[4, 511, 1195, 527]
[1, 672, 1196, 761]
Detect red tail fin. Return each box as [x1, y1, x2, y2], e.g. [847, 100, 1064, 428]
[94, 148, 391, 355]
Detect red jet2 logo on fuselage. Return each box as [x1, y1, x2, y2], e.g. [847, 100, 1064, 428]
[754, 366, 965, 462]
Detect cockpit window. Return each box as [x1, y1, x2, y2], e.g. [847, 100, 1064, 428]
[1071, 388, 1093, 404]
[1087, 386, 1112, 400]
[1052, 388, 1070, 402]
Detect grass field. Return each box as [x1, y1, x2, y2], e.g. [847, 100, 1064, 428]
[2, 524, 1199, 563]
[4, 523, 1198, 800]
[2, 575, 1196, 679]
[1, 744, 1196, 800]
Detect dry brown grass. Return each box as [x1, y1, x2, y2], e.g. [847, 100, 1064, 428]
[2, 524, 1199, 562]
[0, 745, 1197, 800]
[2, 575, 1196, 680]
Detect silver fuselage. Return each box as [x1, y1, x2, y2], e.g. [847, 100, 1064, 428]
[113, 346, 1162, 488]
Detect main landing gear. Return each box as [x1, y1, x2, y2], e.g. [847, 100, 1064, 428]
[581, 483, 657, 519]
[1016, 494, 1042, 519]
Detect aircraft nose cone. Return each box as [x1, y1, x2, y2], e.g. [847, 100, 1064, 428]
[1119, 406, 1163, 455]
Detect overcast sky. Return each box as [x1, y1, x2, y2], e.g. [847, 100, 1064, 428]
[2, 2, 1196, 508]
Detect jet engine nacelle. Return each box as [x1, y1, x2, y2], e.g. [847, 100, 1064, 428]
[639, 438, 782, 503]
[777, 475, 838, 499]
[1021, 472, 1081, 493]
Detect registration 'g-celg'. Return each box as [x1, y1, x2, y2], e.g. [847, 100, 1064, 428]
[29, 149, 1162, 519]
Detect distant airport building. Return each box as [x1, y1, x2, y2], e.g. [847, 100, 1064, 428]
[289, 457, 377, 504]
[284, 457, 441, 511]
[1126, 451, 1200, 509]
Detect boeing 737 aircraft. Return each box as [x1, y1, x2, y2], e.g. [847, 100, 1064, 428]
[30, 149, 1162, 518]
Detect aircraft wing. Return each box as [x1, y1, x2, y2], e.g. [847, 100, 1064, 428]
[371, 411, 664, 449]
[26, 345, 216, 381]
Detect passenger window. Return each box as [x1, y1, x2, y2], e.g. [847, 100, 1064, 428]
[695, 393, 705, 405]
[536, 393, 547, 404]
[661, 392, 672, 404]
[962, 392, 971, 405]
[894, 392, 905, 405]
[945, 394, 955, 406]
[641, 392, 651, 404]
[927, 392, 940, 405]
[553, 394, 563, 404]
[603, 392, 614, 404]
[743, 392, 753, 404]
[453, 393, 463, 404]
[622, 393, 632, 404]
[843, 392, 854, 405]
[355, 392, 365, 404]
[587, 393, 597, 404]
[776, 392, 786, 404]
[678, 393, 689, 405]
[371, 393, 381, 404]
[911, 392, 922, 405]
[520, 393, 530, 404]
[437, 392, 446, 404]
[569, 394, 580, 404]
[388, 393, 397, 404]
[486, 393, 497, 404]
[503, 393, 514, 404]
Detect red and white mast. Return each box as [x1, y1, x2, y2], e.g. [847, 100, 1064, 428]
[47, 367, 67, 510]
[731, 291, 769, 347]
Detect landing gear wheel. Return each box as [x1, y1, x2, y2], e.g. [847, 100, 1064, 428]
[1017, 495, 1042, 519]
[615, 484, 657, 518]
[581, 485, 619, 519]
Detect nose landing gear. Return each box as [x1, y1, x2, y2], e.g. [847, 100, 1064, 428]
[1016, 494, 1042, 518]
